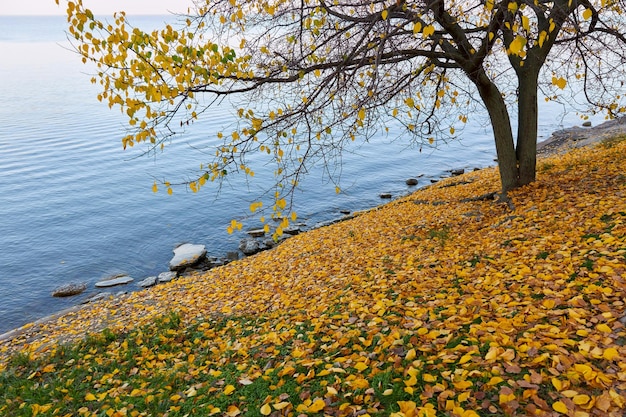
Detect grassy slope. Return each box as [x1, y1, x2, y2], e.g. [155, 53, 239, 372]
[1, 139, 625, 417]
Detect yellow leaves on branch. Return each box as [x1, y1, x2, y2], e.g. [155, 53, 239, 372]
[507, 35, 527, 56]
[552, 76, 567, 89]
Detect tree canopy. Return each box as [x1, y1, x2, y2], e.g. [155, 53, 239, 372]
[61, 0, 626, 234]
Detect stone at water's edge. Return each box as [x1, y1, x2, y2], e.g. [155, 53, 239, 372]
[138, 276, 157, 288]
[169, 243, 207, 271]
[52, 282, 87, 297]
[95, 275, 134, 288]
[158, 271, 177, 283]
[239, 238, 262, 256]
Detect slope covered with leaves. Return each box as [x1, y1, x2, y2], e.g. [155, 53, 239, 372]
[1, 139, 625, 416]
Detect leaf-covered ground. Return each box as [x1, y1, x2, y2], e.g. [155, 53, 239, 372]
[1, 138, 625, 417]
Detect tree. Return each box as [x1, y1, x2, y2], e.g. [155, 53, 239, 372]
[61, 0, 626, 232]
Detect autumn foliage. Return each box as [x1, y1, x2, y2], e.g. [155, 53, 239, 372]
[60, 0, 626, 228]
[1, 138, 625, 416]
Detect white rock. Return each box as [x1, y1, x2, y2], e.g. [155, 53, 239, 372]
[169, 243, 207, 271]
[95, 275, 134, 288]
[138, 276, 157, 287]
[157, 271, 177, 283]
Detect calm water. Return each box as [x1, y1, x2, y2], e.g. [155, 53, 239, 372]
[0, 16, 595, 334]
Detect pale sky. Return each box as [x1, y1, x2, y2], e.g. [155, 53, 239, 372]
[0, 0, 195, 15]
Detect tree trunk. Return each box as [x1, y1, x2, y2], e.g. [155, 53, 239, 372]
[474, 73, 519, 193]
[516, 71, 539, 186]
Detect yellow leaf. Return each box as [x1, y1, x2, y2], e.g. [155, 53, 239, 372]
[582, 8, 592, 20]
[354, 362, 368, 372]
[260, 404, 272, 416]
[413, 22, 422, 34]
[358, 107, 366, 121]
[487, 376, 504, 386]
[224, 384, 236, 395]
[308, 398, 326, 413]
[538, 31, 547, 47]
[225, 405, 241, 416]
[552, 401, 568, 414]
[459, 353, 473, 364]
[423, 373, 437, 382]
[485, 346, 499, 361]
[552, 77, 567, 89]
[423, 25, 435, 38]
[551, 377, 563, 391]
[603, 347, 619, 360]
[596, 323, 611, 333]
[383, 389, 394, 396]
[453, 380, 473, 390]
[273, 402, 290, 410]
[405, 348, 416, 361]
[381, 10, 388, 20]
[42, 364, 55, 373]
[573, 394, 590, 405]
[85, 393, 97, 401]
[508, 35, 526, 55]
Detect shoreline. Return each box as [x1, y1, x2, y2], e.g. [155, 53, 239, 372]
[2, 117, 625, 357]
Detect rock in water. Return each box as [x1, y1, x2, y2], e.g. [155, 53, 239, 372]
[406, 178, 419, 186]
[95, 275, 134, 288]
[52, 282, 87, 297]
[169, 243, 207, 271]
[239, 238, 261, 256]
[137, 276, 157, 288]
[157, 271, 177, 283]
[246, 229, 266, 238]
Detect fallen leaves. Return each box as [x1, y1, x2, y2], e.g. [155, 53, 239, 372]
[1, 140, 626, 416]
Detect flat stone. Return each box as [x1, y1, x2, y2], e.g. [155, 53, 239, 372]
[380, 193, 392, 199]
[52, 282, 87, 297]
[169, 243, 207, 271]
[137, 276, 157, 288]
[95, 275, 134, 288]
[246, 229, 266, 238]
[450, 169, 465, 176]
[406, 178, 419, 186]
[283, 226, 301, 235]
[157, 271, 177, 283]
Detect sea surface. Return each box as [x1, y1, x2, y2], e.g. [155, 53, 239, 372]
[0, 15, 598, 334]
